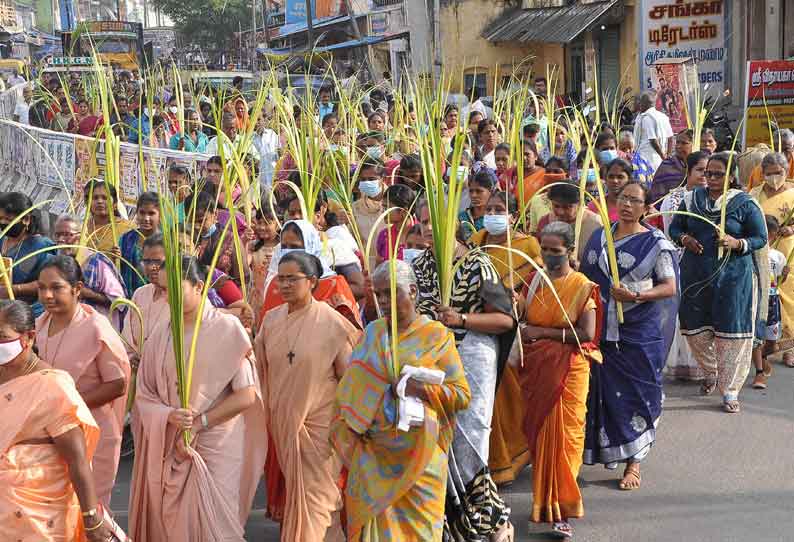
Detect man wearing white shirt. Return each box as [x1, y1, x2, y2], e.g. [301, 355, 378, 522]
[251, 110, 279, 191]
[13, 86, 33, 125]
[8, 70, 26, 87]
[206, 112, 261, 162]
[633, 92, 671, 172]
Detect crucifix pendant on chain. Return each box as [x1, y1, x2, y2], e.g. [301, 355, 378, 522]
[287, 351, 296, 365]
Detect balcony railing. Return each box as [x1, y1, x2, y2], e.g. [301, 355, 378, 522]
[370, 0, 403, 10]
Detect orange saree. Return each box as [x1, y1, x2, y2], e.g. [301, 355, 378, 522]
[0, 369, 100, 542]
[515, 271, 601, 523]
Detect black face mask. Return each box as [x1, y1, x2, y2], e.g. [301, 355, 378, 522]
[0, 222, 25, 237]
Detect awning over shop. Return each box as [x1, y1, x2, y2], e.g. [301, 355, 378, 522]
[257, 32, 408, 56]
[270, 14, 354, 39]
[482, 0, 619, 44]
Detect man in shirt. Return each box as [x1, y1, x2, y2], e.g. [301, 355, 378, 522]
[129, 96, 161, 144]
[13, 86, 33, 125]
[633, 91, 672, 172]
[8, 70, 26, 87]
[109, 96, 136, 138]
[318, 86, 335, 123]
[252, 108, 279, 191]
[206, 112, 261, 162]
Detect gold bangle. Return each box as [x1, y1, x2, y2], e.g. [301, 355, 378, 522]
[84, 517, 105, 532]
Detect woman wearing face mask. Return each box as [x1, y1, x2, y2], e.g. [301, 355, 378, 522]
[0, 192, 55, 317]
[580, 181, 679, 490]
[0, 300, 114, 542]
[35, 256, 131, 507]
[509, 221, 600, 539]
[412, 200, 517, 542]
[649, 129, 694, 204]
[749, 151, 794, 368]
[163, 96, 181, 138]
[470, 190, 541, 487]
[458, 169, 496, 240]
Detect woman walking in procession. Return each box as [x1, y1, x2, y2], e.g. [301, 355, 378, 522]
[0, 300, 114, 542]
[332, 260, 471, 541]
[129, 257, 265, 542]
[412, 201, 516, 541]
[255, 251, 361, 541]
[35, 256, 130, 507]
[580, 181, 678, 490]
[670, 152, 768, 412]
[512, 221, 600, 539]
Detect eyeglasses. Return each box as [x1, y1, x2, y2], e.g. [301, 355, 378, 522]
[704, 171, 726, 179]
[276, 274, 308, 285]
[616, 195, 646, 206]
[142, 259, 165, 268]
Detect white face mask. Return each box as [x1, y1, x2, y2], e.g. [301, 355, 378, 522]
[0, 337, 23, 365]
[483, 214, 510, 235]
[358, 179, 382, 198]
[765, 173, 787, 190]
[402, 248, 423, 263]
[169, 106, 178, 114]
[143, 108, 151, 118]
[366, 146, 384, 160]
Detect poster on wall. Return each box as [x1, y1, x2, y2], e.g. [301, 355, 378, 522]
[38, 132, 76, 191]
[118, 146, 141, 205]
[744, 60, 794, 149]
[639, 0, 726, 92]
[650, 58, 696, 134]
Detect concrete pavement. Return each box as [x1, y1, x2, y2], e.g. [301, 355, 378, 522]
[110, 369, 794, 541]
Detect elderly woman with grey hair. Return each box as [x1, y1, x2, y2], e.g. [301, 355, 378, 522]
[750, 151, 794, 368]
[331, 259, 471, 541]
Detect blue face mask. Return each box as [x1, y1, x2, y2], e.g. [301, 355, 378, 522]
[201, 223, 217, 239]
[402, 248, 423, 263]
[483, 214, 510, 235]
[599, 149, 619, 164]
[358, 180, 382, 198]
[366, 146, 384, 160]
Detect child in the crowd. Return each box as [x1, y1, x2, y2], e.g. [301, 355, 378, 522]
[375, 184, 416, 265]
[494, 143, 516, 192]
[247, 201, 279, 328]
[402, 223, 429, 264]
[752, 215, 788, 389]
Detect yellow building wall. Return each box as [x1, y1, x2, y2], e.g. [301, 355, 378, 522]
[618, 0, 640, 92]
[439, 0, 567, 95]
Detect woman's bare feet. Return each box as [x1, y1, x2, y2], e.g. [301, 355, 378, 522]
[618, 462, 641, 490]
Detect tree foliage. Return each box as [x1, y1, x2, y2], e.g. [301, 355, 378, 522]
[151, 0, 253, 49]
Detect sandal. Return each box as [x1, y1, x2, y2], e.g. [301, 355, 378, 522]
[784, 353, 794, 368]
[723, 399, 741, 413]
[491, 521, 514, 542]
[700, 378, 717, 396]
[551, 521, 573, 539]
[618, 463, 641, 490]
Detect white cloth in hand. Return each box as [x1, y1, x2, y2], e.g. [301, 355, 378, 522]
[396, 365, 445, 432]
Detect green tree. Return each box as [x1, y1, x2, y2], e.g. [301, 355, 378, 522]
[151, 0, 253, 49]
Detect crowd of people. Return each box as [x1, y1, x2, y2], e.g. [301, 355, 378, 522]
[1, 70, 794, 542]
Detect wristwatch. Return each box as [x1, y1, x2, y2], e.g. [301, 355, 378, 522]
[81, 508, 97, 519]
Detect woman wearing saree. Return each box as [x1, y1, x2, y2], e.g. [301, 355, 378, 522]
[670, 153, 768, 413]
[0, 299, 114, 542]
[36, 256, 131, 507]
[412, 201, 516, 541]
[0, 192, 55, 317]
[129, 257, 265, 542]
[331, 260, 471, 541]
[649, 129, 693, 204]
[80, 179, 135, 261]
[255, 251, 361, 541]
[749, 152, 794, 368]
[511, 222, 600, 539]
[469, 190, 540, 486]
[580, 181, 678, 490]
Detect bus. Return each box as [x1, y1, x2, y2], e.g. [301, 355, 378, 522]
[62, 21, 145, 72]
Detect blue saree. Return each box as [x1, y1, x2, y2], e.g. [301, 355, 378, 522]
[669, 187, 768, 338]
[580, 224, 679, 465]
[1, 234, 55, 317]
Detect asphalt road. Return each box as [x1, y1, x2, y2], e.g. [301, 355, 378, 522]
[110, 369, 794, 541]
